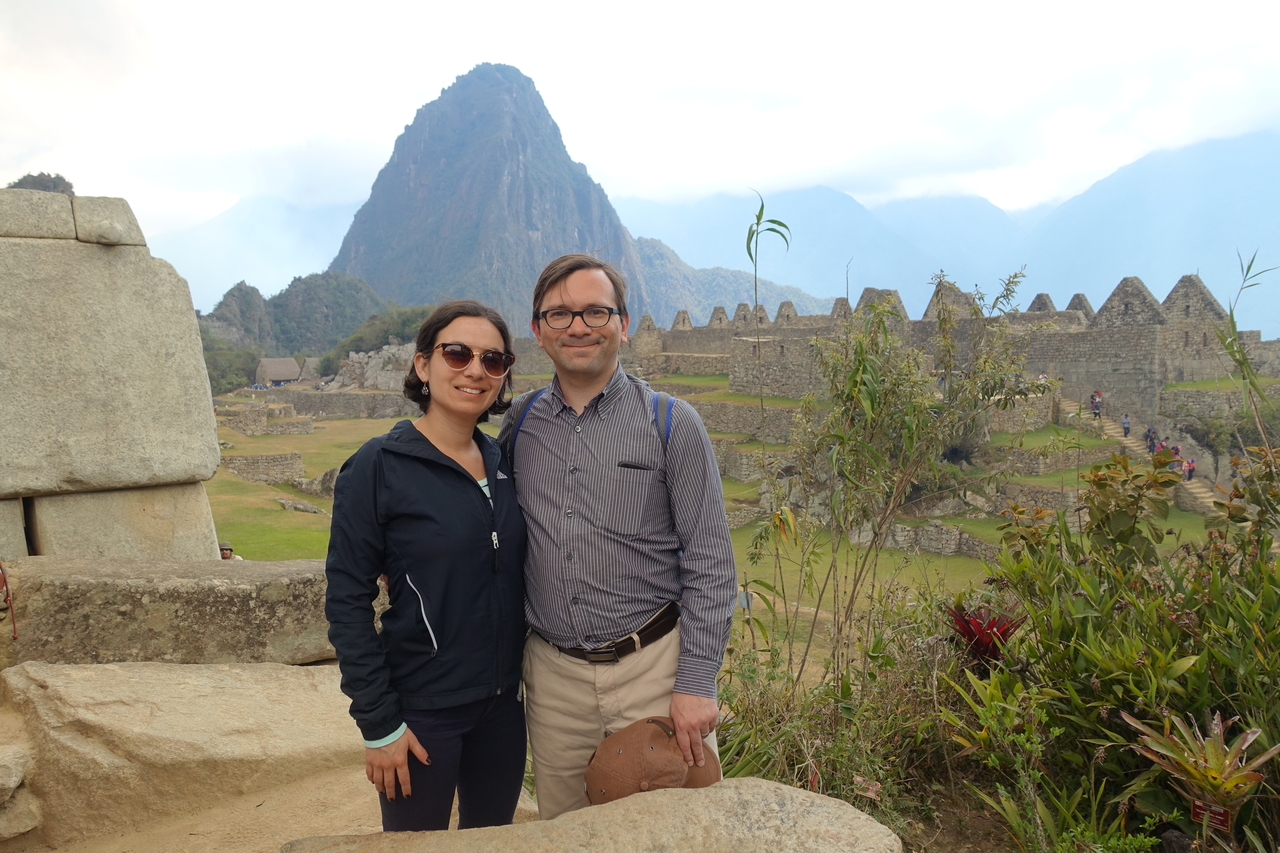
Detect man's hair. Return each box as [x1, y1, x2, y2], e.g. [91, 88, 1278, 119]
[402, 299, 515, 421]
[532, 254, 628, 320]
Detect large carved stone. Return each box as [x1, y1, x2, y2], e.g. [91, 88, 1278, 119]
[0, 200, 218, 500]
[0, 189, 75, 239]
[0, 557, 333, 669]
[278, 777, 902, 853]
[1, 661, 361, 846]
[25, 482, 219, 560]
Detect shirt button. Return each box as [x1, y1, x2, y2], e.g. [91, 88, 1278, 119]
[566, 509, 573, 517]
[575, 425, 582, 433]
[566, 553, 573, 561]
[569, 466, 577, 474]
[571, 597, 579, 605]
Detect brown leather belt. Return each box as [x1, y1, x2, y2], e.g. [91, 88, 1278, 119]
[546, 601, 680, 664]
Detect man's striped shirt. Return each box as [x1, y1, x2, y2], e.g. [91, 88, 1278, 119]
[497, 365, 736, 697]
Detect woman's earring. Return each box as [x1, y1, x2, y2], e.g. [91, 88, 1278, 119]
[423, 383, 430, 398]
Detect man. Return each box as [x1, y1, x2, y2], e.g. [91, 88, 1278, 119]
[219, 541, 244, 560]
[498, 254, 736, 820]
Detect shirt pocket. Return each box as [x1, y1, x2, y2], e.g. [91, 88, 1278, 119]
[584, 466, 661, 537]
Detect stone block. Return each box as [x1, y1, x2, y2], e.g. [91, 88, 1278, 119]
[0, 189, 75, 239]
[0, 500, 25, 561]
[1, 661, 361, 846]
[0, 238, 218, 498]
[279, 777, 902, 853]
[1, 556, 334, 667]
[0, 785, 39, 841]
[0, 745, 28, 802]
[70, 195, 146, 246]
[26, 483, 219, 560]
[221, 453, 306, 484]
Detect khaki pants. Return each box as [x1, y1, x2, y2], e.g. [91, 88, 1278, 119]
[522, 624, 718, 820]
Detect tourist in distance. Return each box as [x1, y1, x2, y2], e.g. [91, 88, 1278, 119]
[218, 541, 243, 560]
[498, 255, 736, 820]
[325, 300, 527, 831]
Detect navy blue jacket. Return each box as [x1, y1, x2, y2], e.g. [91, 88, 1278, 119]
[325, 419, 527, 742]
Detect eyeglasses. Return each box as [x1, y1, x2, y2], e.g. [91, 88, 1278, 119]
[535, 307, 621, 330]
[434, 343, 515, 378]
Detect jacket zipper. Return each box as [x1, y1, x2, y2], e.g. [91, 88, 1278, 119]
[404, 575, 438, 655]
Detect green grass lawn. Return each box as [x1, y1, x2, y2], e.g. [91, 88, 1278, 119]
[1163, 375, 1280, 392]
[729, 524, 990, 609]
[685, 389, 807, 408]
[205, 469, 332, 561]
[990, 424, 1119, 450]
[218, 418, 403, 478]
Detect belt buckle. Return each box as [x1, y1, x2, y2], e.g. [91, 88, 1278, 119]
[583, 647, 620, 664]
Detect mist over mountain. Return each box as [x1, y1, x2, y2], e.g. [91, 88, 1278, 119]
[634, 238, 833, 323]
[150, 196, 359, 311]
[173, 64, 1280, 342]
[1016, 130, 1280, 323]
[615, 132, 1280, 338]
[615, 188, 935, 315]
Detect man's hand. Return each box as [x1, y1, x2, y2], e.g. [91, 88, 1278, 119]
[365, 728, 430, 799]
[670, 691, 718, 767]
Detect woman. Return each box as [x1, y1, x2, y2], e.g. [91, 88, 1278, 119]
[325, 300, 527, 831]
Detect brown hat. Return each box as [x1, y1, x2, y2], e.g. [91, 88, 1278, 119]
[583, 716, 720, 805]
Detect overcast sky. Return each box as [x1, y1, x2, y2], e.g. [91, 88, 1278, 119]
[5, 0, 1280, 239]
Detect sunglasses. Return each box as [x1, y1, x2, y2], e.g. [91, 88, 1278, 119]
[434, 343, 515, 378]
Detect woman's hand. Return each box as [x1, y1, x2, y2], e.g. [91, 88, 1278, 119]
[365, 728, 430, 799]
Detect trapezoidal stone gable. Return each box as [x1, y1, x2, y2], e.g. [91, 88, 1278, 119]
[1090, 277, 1166, 328]
[1066, 293, 1095, 319]
[1026, 293, 1056, 312]
[855, 288, 907, 318]
[921, 280, 977, 321]
[1161, 274, 1227, 323]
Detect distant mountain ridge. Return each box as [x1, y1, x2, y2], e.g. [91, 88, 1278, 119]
[200, 271, 386, 356]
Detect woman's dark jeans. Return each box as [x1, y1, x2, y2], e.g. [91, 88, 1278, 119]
[379, 690, 526, 831]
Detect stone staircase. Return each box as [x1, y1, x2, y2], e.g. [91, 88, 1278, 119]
[1098, 416, 1219, 516]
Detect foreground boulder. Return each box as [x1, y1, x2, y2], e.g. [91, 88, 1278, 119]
[1, 661, 360, 846]
[0, 557, 333, 670]
[279, 777, 902, 853]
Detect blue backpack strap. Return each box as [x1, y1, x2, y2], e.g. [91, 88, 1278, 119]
[652, 391, 674, 446]
[511, 388, 547, 458]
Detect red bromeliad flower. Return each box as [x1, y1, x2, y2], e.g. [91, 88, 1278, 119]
[942, 604, 1026, 663]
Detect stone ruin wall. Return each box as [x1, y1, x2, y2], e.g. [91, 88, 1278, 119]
[219, 453, 306, 485]
[615, 273, 1273, 427]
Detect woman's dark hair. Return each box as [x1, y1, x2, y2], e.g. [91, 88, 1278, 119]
[402, 300, 515, 421]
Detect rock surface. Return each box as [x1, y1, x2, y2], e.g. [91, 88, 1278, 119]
[0, 744, 28, 802]
[0, 785, 39, 841]
[278, 777, 902, 853]
[1, 557, 333, 669]
[0, 209, 218, 500]
[1, 661, 360, 846]
[25, 482, 219, 561]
